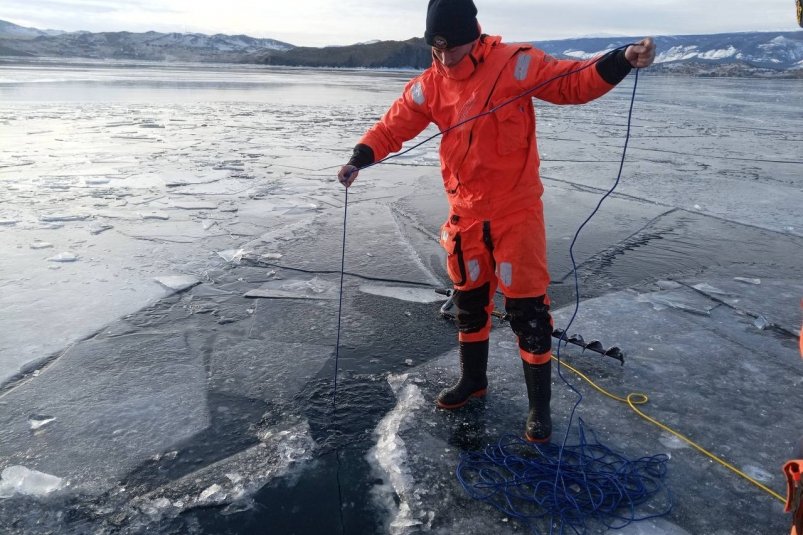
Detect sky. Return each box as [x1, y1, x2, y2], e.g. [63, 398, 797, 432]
[1, 0, 800, 47]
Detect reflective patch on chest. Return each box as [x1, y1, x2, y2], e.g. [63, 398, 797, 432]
[498, 262, 513, 287]
[514, 54, 531, 81]
[410, 81, 426, 105]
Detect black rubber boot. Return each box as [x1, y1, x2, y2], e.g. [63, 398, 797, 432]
[436, 340, 489, 409]
[522, 359, 552, 443]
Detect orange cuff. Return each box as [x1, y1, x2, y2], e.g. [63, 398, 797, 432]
[520, 348, 552, 365]
[458, 323, 492, 343]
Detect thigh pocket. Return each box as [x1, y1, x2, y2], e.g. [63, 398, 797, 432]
[440, 221, 467, 286]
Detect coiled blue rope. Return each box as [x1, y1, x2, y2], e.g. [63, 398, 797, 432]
[456, 419, 672, 534]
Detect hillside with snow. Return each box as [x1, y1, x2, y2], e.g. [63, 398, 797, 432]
[535, 32, 803, 77]
[0, 19, 801, 76]
[0, 21, 293, 62]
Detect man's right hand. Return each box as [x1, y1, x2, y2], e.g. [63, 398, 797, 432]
[338, 165, 359, 188]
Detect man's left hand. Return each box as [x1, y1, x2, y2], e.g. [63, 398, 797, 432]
[625, 37, 656, 69]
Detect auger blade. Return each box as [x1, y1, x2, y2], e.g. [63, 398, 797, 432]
[605, 346, 625, 364]
[584, 340, 604, 353]
[568, 334, 585, 346]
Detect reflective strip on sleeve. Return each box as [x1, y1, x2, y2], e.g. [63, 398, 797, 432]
[410, 81, 426, 105]
[514, 53, 531, 81]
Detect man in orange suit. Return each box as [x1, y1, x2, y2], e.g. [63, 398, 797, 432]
[338, 0, 655, 442]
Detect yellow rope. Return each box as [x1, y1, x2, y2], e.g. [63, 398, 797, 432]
[554, 356, 787, 503]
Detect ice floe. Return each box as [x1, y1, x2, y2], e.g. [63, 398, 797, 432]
[47, 252, 78, 263]
[359, 285, 446, 304]
[153, 275, 201, 293]
[0, 466, 65, 498]
[244, 277, 338, 300]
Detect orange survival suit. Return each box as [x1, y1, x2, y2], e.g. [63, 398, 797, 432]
[785, 328, 803, 535]
[347, 34, 631, 364]
[786, 452, 803, 535]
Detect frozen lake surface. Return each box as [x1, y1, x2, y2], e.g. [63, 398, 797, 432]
[0, 59, 801, 534]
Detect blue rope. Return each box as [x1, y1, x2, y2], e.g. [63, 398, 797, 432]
[456, 420, 672, 534]
[332, 187, 349, 534]
[333, 187, 349, 408]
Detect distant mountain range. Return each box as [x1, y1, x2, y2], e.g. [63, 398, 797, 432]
[1, 19, 801, 77]
[0, 20, 293, 63]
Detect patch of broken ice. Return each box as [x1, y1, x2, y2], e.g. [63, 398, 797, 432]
[359, 285, 446, 304]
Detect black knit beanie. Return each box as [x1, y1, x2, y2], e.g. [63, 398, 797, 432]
[424, 0, 480, 49]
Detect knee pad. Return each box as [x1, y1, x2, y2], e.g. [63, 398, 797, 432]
[505, 295, 552, 355]
[452, 283, 491, 333]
